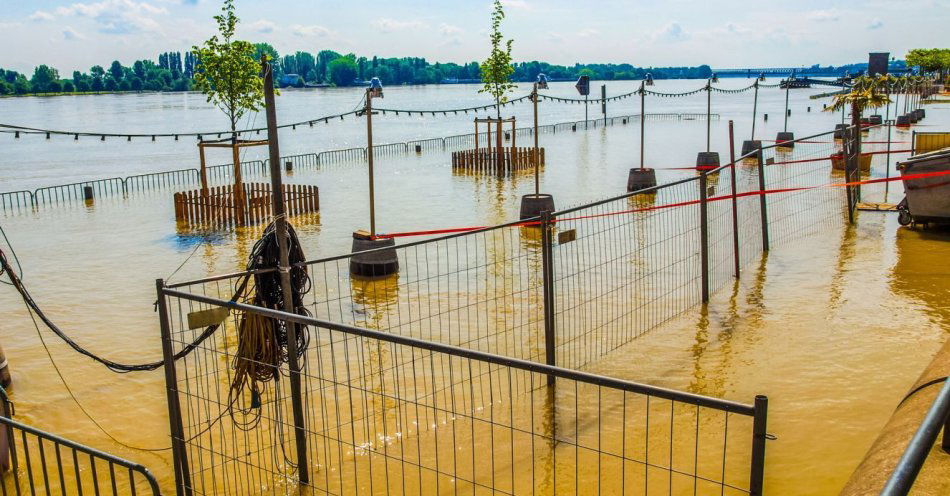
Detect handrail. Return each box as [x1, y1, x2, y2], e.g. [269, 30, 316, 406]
[161, 286, 757, 415]
[881, 378, 950, 495]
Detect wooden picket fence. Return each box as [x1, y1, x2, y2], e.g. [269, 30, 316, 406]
[174, 183, 319, 227]
[451, 147, 545, 175]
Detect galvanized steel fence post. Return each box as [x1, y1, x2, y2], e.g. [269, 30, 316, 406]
[728, 120, 740, 278]
[540, 210, 557, 383]
[757, 148, 770, 251]
[156, 279, 193, 496]
[699, 172, 710, 303]
[750, 395, 769, 496]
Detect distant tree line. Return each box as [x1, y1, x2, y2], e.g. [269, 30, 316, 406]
[6, 45, 931, 96]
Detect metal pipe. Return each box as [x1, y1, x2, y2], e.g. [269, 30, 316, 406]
[728, 121, 740, 278]
[783, 72, 792, 132]
[751, 81, 759, 140]
[155, 279, 193, 496]
[533, 83, 540, 195]
[699, 172, 709, 302]
[749, 395, 769, 496]
[881, 379, 950, 495]
[540, 209, 556, 385]
[262, 57, 310, 485]
[757, 147, 770, 251]
[706, 79, 712, 152]
[365, 88, 376, 237]
[640, 81, 645, 170]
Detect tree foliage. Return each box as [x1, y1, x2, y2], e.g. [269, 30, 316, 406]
[479, 0, 516, 118]
[825, 75, 891, 114]
[191, 0, 265, 132]
[328, 56, 358, 87]
[905, 48, 950, 76]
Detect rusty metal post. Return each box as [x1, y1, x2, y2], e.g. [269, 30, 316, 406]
[262, 57, 310, 485]
[156, 279, 193, 496]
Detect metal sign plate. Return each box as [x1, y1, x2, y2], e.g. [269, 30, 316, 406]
[575, 76, 590, 96]
[187, 307, 230, 330]
[558, 229, 577, 244]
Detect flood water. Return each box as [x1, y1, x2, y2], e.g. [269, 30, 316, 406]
[0, 79, 948, 495]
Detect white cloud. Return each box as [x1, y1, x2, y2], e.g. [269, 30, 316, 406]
[248, 19, 276, 33]
[42, 0, 169, 34]
[438, 23, 463, 36]
[62, 26, 86, 40]
[29, 11, 55, 22]
[291, 24, 332, 37]
[577, 28, 600, 38]
[867, 18, 884, 29]
[371, 18, 427, 33]
[501, 0, 531, 10]
[807, 9, 840, 22]
[652, 22, 689, 42]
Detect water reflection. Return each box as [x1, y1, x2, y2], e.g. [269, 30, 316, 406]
[891, 226, 950, 326]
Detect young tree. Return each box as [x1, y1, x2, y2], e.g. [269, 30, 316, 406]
[30, 65, 59, 92]
[479, 0, 516, 120]
[191, 0, 266, 132]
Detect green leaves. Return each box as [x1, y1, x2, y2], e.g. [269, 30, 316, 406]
[191, 0, 265, 133]
[479, 0, 516, 116]
[825, 75, 891, 114]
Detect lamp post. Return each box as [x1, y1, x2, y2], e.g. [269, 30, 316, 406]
[742, 73, 765, 158]
[350, 77, 399, 277]
[776, 70, 795, 147]
[627, 74, 657, 191]
[519, 74, 556, 219]
[696, 73, 720, 170]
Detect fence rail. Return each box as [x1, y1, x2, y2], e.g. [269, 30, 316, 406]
[1, 113, 722, 213]
[0, 388, 161, 496]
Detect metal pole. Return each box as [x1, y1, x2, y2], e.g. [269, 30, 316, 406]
[365, 89, 376, 237]
[640, 81, 646, 170]
[783, 72, 792, 132]
[757, 147, 770, 251]
[706, 80, 712, 152]
[601, 84, 607, 126]
[540, 210, 556, 384]
[749, 395, 769, 496]
[728, 121, 740, 278]
[885, 83, 893, 202]
[533, 83, 540, 196]
[699, 172, 710, 303]
[262, 57, 310, 485]
[881, 379, 950, 495]
[584, 94, 589, 129]
[155, 279, 193, 496]
[751, 81, 759, 140]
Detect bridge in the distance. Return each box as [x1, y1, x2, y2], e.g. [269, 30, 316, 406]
[713, 67, 912, 78]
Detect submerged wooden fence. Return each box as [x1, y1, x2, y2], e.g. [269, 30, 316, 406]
[173, 183, 319, 227]
[451, 147, 545, 174]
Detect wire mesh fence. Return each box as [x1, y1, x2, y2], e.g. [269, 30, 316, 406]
[157, 288, 767, 496]
[0, 389, 161, 496]
[159, 125, 863, 496]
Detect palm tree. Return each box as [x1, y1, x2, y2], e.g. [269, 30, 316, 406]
[826, 75, 891, 117]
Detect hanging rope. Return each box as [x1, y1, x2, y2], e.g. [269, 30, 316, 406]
[374, 93, 533, 116]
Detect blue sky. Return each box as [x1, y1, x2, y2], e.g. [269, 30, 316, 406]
[1, 0, 947, 74]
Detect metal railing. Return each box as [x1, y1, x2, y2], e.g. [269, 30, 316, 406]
[157, 285, 769, 496]
[1, 112, 721, 213]
[881, 378, 950, 496]
[0, 388, 161, 495]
